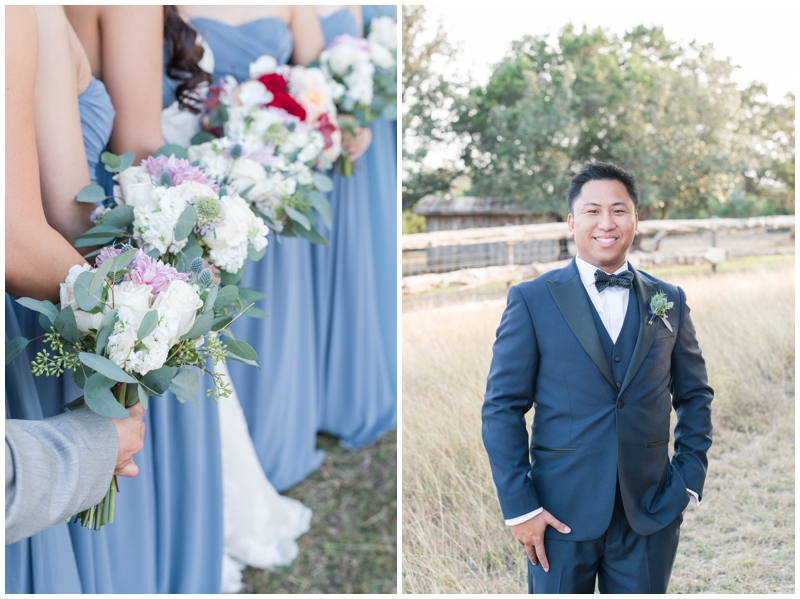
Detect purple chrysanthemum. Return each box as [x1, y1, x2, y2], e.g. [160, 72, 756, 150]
[126, 250, 189, 295]
[226, 141, 282, 168]
[142, 154, 219, 191]
[95, 246, 122, 267]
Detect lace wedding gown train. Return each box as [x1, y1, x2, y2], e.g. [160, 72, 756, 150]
[216, 362, 312, 593]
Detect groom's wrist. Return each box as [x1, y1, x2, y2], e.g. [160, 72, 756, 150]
[505, 507, 543, 526]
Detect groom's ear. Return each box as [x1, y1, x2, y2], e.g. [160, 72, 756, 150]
[567, 213, 575, 237]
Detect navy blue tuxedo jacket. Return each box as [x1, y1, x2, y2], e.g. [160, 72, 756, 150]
[482, 259, 713, 540]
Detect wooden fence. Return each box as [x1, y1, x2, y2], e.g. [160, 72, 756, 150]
[402, 215, 795, 295]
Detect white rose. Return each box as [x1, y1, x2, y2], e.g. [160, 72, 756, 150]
[328, 43, 359, 75]
[59, 263, 92, 309]
[237, 80, 273, 108]
[172, 180, 219, 205]
[111, 280, 154, 315]
[249, 55, 277, 79]
[116, 166, 157, 208]
[203, 195, 265, 273]
[249, 172, 296, 204]
[74, 309, 106, 335]
[150, 279, 203, 345]
[229, 157, 267, 193]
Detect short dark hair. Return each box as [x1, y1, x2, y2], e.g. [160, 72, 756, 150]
[566, 162, 639, 214]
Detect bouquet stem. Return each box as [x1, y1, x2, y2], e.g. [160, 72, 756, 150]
[340, 154, 355, 177]
[72, 386, 126, 531]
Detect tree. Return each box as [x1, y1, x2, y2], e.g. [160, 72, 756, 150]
[453, 24, 794, 219]
[402, 6, 464, 211]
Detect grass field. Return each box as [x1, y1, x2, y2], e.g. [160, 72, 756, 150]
[402, 255, 795, 593]
[242, 432, 397, 594]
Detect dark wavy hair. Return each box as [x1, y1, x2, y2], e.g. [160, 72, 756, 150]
[163, 6, 211, 113]
[566, 162, 639, 214]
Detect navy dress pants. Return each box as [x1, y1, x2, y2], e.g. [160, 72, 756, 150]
[528, 484, 682, 594]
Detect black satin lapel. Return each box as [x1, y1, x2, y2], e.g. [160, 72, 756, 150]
[618, 270, 659, 397]
[547, 277, 616, 389]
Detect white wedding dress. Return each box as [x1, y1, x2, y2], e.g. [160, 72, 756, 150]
[162, 39, 312, 594]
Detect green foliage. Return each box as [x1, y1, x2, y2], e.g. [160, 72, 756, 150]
[402, 5, 465, 211]
[452, 25, 795, 218]
[402, 209, 427, 234]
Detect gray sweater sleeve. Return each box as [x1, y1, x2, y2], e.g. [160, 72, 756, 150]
[5, 409, 118, 544]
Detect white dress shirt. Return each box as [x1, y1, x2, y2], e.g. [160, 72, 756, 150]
[506, 255, 698, 527]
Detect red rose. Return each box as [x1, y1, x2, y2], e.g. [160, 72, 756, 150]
[258, 73, 307, 121]
[258, 73, 288, 94]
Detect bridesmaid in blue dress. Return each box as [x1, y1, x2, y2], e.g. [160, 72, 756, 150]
[362, 4, 399, 406]
[175, 5, 326, 492]
[312, 6, 396, 449]
[8, 7, 223, 593]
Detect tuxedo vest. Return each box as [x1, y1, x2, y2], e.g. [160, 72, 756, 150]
[585, 286, 640, 388]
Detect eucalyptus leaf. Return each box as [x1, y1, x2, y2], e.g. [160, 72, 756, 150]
[381, 104, 397, 121]
[78, 224, 126, 238]
[85, 389, 129, 419]
[203, 286, 219, 313]
[16, 297, 58, 323]
[99, 308, 120, 332]
[75, 235, 118, 248]
[191, 132, 215, 145]
[5, 337, 29, 365]
[180, 310, 214, 341]
[101, 151, 122, 171]
[95, 326, 112, 356]
[84, 373, 117, 401]
[308, 191, 332, 229]
[237, 288, 266, 304]
[155, 144, 188, 160]
[147, 248, 162, 260]
[124, 382, 140, 408]
[118, 151, 136, 171]
[224, 338, 258, 362]
[54, 306, 80, 345]
[74, 271, 102, 311]
[101, 204, 135, 229]
[211, 315, 233, 331]
[137, 310, 160, 340]
[77, 184, 107, 203]
[168, 369, 200, 404]
[311, 172, 334, 192]
[142, 365, 173, 395]
[294, 223, 330, 246]
[78, 352, 136, 383]
[242, 305, 267, 319]
[174, 205, 197, 241]
[284, 205, 311, 230]
[214, 285, 239, 308]
[247, 242, 267, 262]
[110, 248, 137, 272]
[137, 383, 149, 410]
[219, 267, 244, 286]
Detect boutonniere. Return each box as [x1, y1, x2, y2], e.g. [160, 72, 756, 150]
[648, 291, 674, 332]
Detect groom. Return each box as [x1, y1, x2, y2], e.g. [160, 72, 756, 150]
[481, 162, 713, 593]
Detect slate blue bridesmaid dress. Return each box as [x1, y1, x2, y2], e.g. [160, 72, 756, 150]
[5, 77, 120, 594]
[312, 8, 396, 449]
[191, 17, 325, 492]
[362, 4, 398, 403]
[7, 72, 225, 593]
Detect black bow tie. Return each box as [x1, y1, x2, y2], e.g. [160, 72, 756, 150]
[594, 269, 633, 292]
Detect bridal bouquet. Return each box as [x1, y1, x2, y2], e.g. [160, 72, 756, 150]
[5, 247, 259, 530]
[315, 33, 396, 174]
[189, 67, 334, 244]
[78, 149, 270, 283]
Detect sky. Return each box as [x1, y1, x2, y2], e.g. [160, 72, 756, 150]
[422, 1, 797, 101]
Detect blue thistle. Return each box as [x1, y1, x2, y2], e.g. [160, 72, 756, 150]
[198, 268, 213, 288]
[159, 171, 172, 187]
[189, 257, 204, 276]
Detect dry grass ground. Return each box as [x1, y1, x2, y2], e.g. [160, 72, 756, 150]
[242, 432, 397, 594]
[402, 256, 795, 593]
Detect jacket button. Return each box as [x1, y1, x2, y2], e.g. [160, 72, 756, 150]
[616, 381, 622, 388]
[617, 400, 624, 408]
[614, 357, 621, 363]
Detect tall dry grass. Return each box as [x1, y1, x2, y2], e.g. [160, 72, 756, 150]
[402, 261, 795, 593]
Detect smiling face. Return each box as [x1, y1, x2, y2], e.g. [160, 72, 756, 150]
[567, 179, 639, 273]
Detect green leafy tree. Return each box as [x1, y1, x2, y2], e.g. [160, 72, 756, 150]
[453, 24, 794, 219]
[402, 5, 464, 211]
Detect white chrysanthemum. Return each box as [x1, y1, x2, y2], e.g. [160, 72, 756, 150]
[133, 186, 190, 255]
[203, 195, 268, 273]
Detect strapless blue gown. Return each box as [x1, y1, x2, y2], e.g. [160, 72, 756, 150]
[363, 5, 398, 403]
[311, 9, 396, 449]
[189, 17, 325, 492]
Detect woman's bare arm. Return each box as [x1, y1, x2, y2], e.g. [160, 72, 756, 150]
[290, 6, 324, 66]
[33, 5, 95, 244]
[6, 6, 88, 302]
